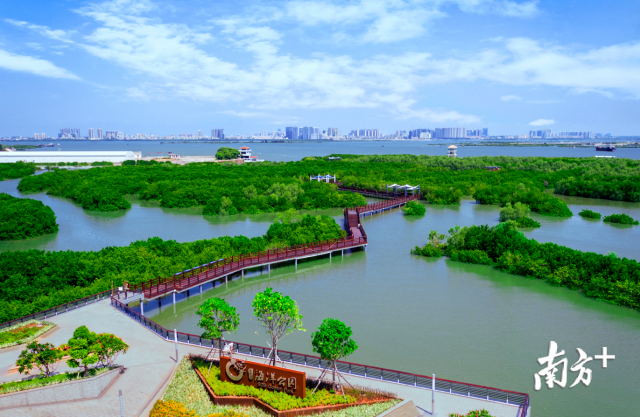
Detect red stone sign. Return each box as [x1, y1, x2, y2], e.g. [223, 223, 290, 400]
[220, 356, 306, 399]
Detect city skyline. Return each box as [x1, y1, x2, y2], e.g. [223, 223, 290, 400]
[0, 0, 639, 136]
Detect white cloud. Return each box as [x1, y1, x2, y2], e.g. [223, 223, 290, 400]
[0, 49, 79, 80]
[529, 118, 555, 126]
[283, 0, 537, 43]
[5, 19, 74, 43]
[500, 95, 522, 101]
[418, 38, 640, 98]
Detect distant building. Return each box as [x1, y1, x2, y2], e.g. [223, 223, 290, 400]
[285, 127, 299, 140]
[482, 128, 488, 137]
[197, 130, 202, 137]
[211, 129, 225, 140]
[97, 128, 103, 139]
[301, 127, 320, 140]
[409, 129, 433, 139]
[327, 127, 339, 137]
[239, 146, 263, 162]
[34, 133, 40, 139]
[436, 128, 466, 139]
[88, 128, 94, 139]
[41, 133, 46, 139]
[483, 166, 500, 171]
[447, 145, 457, 158]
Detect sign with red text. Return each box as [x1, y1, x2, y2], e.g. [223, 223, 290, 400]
[220, 356, 306, 398]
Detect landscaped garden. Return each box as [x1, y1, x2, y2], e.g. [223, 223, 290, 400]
[0, 319, 55, 349]
[0, 325, 129, 395]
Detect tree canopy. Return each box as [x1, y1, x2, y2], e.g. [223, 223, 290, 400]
[252, 287, 305, 366]
[0, 193, 59, 240]
[215, 147, 240, 160]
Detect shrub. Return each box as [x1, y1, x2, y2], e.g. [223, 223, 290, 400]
[90, 161, 114, 166]
[603, 213, 639, 225]
[193, 359, 357, 411]
[0, 193, 59, 240]
[216, 147, 240, 160]
[0, 366, 113, 395]
[449, 410, 495, 417]
[515, 217, 541, 228]
[150, 400, 248, 417]
[122, 160, 136, 165]
[450, 250, 493, 265]
[411, 244, 441, 257]
[579, 209, 601, 219]
[402, 200, 426, 216]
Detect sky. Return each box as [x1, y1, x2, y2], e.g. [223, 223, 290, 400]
[1, 0, 640, 137]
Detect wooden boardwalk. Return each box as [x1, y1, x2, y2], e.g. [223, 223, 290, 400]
[115, 192, 419, 302]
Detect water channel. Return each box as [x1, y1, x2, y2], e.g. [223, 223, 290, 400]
[1, 168, 640, 417]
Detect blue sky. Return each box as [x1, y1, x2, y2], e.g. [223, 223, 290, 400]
[1, 0, 639, 136]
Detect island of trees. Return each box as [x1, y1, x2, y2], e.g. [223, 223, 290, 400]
[0, 193, 59, 241]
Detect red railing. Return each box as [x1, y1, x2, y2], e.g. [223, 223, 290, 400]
[111, 297, 529, 416]
[123, 193, 417, 300]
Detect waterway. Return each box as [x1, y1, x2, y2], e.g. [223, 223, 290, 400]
[3, 139, 640, 161]
[1, 171, 640, 417]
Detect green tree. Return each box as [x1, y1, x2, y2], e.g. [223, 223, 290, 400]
[95, 333, 129, 367]
[196, 298, 240, 374]
[66, 326, 100, 377]
[252, 288, 305, 366]
[311, 318, 358, 391]
[243, 185, 258, 200]
[215, 147, 240, 160]
[499, 202, 530, 222]
[402, 200, 426, 216]
[16, 341, 63, 378]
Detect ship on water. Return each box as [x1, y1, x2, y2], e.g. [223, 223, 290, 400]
[596, 145, 616, 152]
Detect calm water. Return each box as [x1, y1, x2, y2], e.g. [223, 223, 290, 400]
[3, 140, 640, 161]
[2, 166, 640, 416]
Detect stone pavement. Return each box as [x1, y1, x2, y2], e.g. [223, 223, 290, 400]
[0, 300, 530, 417]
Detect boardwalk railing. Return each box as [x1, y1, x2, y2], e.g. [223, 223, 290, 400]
[0, 290, 112, 330]
[111, 296, 529, 417]
[120, 235, 367, 300]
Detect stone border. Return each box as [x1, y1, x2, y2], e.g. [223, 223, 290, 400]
[193, 364, 393, 417]
[0, 366, 124, 410]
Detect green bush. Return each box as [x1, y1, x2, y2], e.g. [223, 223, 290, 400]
[0, 162, 37, 181]
[450, 250, 493, 265]
[0, 193, 59, 240]
[215, 147, 240, 160]
[411, 244, 441, 257]
[402, 200, 426, 216]
[444, 222, 640, 310]
[193, 359, 356, 410]
[0, 215, 346, 323]
[122, 160, 136, 166]
[449, 410, 495, 417]
[603, 213, 639, 225]
[515, 217, 541, 228]
[91, 161, 114, 166]
[579, 209, 601, 219]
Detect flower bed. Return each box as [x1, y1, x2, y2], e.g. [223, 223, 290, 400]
[151, 400, 249, 417]
[191, 357, 396, 417]
[0, 320, 55, 349]
[449, 410, 495, 417]
[0, 366, 115, 395]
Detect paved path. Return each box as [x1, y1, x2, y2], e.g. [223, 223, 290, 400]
[0, 300, 529, 416]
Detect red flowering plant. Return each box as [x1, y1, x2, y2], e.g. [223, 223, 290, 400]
[95, 333, 130, 367]
[16, 341, 64, 378]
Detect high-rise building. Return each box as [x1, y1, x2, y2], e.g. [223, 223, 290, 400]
[34, 133, 40, 139]
[97, 128, 103, 139]
[327, 127, 339, 137]
[211, 129, 225, 139]
[301, 127, 320, 140]
[197, 130, 202, 137]
[285, 127, 299, 139]
[435, 128, 466, 139]
[41, 133, 46, 139]
[75, 128, 81, 138]
[88, 128, 94, 139]
[482, 128, 488, 137]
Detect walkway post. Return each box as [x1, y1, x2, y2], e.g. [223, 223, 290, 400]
[173, 292, 176, 304]
[140, 300, 144, 316]
[432, 374, 435, 415]
[174, 329, 179, 362]
[119, 389, 124, 417]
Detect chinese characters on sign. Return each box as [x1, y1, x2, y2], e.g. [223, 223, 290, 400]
[534, 341, 615, 390]
[220, 356, 306, 398]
